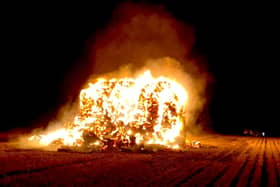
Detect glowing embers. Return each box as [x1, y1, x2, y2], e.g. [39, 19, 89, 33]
[29, 70, 188, 150]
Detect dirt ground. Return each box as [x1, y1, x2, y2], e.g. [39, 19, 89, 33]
[0, 134, 279, 186]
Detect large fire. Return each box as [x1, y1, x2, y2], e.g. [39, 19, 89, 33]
[29, 70, 188, 150]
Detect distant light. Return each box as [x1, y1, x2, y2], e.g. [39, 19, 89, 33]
[262, 132, 265, 137]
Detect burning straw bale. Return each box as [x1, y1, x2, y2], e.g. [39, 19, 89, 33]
[29, 69, 188, 151]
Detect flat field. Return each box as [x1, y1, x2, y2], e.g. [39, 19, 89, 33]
[0, 134, 279, 186]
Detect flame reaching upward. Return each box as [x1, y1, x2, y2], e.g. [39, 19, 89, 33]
[29, 70, 188, 150]
[24, 2, 209, 152]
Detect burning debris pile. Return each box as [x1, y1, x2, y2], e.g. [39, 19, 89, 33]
[29, 70, 189, 151]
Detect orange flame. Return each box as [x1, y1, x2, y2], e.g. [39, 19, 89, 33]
[29, 70, 188, 150]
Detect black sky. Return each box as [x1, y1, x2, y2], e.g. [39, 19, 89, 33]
[2, 1, 278, 136]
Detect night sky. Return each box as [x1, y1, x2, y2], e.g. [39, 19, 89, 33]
[2, 1, 278, 136]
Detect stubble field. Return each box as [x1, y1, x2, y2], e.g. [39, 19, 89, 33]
[0, 134, 279, 186]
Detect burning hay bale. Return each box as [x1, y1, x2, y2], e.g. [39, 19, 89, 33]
[28, 70, 188, 151]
